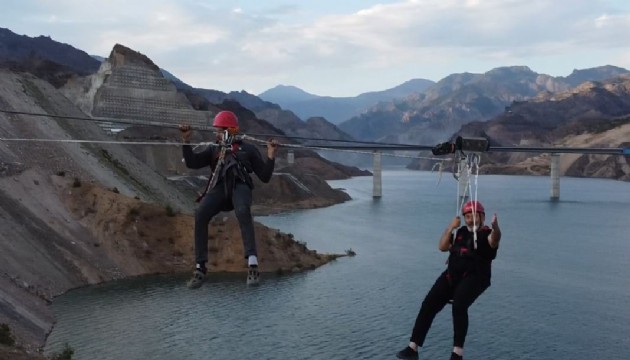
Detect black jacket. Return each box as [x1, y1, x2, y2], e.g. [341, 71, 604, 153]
[182, 141, 274, 200]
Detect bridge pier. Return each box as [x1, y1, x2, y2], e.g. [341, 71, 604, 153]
[373, 151, 382, 198]
[550, 153, 560, 201]
[287, 150, 294, 165]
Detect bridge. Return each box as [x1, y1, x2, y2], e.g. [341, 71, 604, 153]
[283, 139, 630, 201]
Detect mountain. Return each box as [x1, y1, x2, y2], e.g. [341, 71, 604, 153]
[338, 65, 630, 146]
[187, 88, 281, 112]
[258, 79, 435, 124]
[259, 84, 320, 104]
[254, 107, 377, 167]
[560, 65, 630, 87]
[355, 78, 437, 103]
[408, 74, 630, 181]
[0, 27, 99, 76]
[160, 68, 193, 91]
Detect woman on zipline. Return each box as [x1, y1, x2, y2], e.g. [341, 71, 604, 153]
[396, 200, 501, 360]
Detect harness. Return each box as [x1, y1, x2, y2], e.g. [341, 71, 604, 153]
[446, 226, 494, 285]
[195, 140, 253, 203]
[450, 227, 477, 258]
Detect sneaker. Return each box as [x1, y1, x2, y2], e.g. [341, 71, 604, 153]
[450, 352, 463, 360]
[396, 346, 418, 359]
[246, 266, 260, 286]
[186, 269, 206, 289]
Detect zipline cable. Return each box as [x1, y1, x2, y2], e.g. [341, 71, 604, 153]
[1, 108, 628, 156]
[0, 136, 449, 161]
[0, 108, 421, 148]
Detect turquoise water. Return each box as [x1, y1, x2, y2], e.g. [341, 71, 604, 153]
[45, 170, 630, 359]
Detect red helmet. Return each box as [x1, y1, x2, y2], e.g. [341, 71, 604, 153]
[462, 200, 485, 215]
[213, 111, 238, 128]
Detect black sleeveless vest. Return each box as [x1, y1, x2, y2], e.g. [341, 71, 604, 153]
[447, 226, 497, 281]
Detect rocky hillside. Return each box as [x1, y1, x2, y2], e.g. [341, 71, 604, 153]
[252, 108, 384, 168]
[0, 171, 340, 360]
[409, 75, 630, 181]
[255, 108, 355, 145]
[558, 65, 630, 87]
[0, 56, 358, 355]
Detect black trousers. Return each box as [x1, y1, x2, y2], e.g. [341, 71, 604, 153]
[194, 182, 256, 265]
[410, 271, 489, 347]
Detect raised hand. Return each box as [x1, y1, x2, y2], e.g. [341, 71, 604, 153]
[179, 124, 192, 143]
[267, 138, 279, 159]
[449, 216, 461, 230]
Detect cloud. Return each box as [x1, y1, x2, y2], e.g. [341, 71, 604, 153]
[2, 0, 629, 95]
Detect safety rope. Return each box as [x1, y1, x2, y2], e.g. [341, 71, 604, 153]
[454, 152, 469, 216]
[455, 158, 463, 216]
[451, 151, 482, 248]
[466, 153, 481, 249]
[431, 161, 447, 187]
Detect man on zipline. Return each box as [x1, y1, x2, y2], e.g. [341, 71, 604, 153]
[179, 110, 278, 288]
[397, 200, 501, 360]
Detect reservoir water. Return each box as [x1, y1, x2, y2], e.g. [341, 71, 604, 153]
[45, 170, 630, 359]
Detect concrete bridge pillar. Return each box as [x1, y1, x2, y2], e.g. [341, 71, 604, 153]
[287, 150, 294, 165]
[550, 153, 560, 201]
[373, 151, 382, 198]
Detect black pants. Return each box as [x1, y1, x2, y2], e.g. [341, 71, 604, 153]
[410, 271, 489, 348]
[194, 182, 256, 265]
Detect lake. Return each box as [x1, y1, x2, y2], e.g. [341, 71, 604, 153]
[45, 170, 630, 360]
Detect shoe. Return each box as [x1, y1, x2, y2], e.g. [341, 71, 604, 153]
[246, 266, 260, 286]
[396, 346, 418, 359]
[450, 352, 463, 360]
[186, 269, 206, 289]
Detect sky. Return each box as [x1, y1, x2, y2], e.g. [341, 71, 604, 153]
[2, 0, 630, 97]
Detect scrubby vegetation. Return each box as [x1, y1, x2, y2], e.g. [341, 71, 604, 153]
[0, 323, 15, 347]
[49, 343, 74, 360]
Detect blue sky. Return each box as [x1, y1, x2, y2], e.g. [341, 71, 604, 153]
[2, 0, 629, 97]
